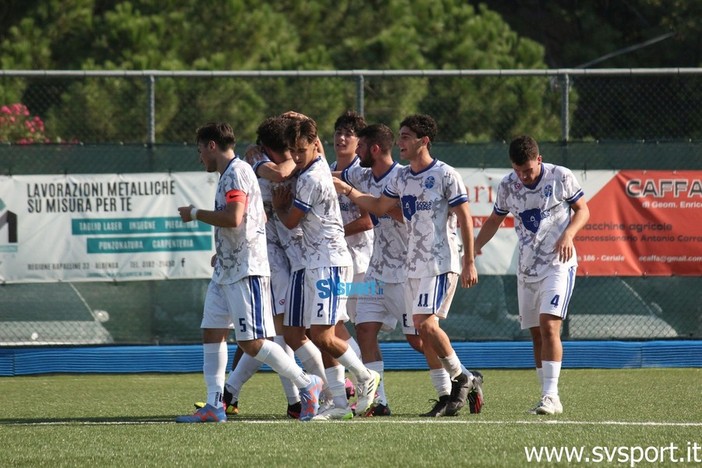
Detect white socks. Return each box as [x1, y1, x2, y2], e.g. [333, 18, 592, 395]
[429, 368, 451, 397]
[325, 365, 348, 408]
[542, 361, 561, 397]
[274, 335, 300, 404]
[203, 342, 228, 408]
[254, 340, 310, 390]
[225, 352, 262, 402]
[337, 347, 371, 382]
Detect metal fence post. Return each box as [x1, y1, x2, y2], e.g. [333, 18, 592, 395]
[560, 73, 570, 143]
[146, 74, 156, 147]
[356, 74, 365, 116]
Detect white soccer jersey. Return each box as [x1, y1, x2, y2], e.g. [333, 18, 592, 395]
[342, 161, 409, 283]
[331, 158, 374, 274]
[293, 157, 353, 269]
[494, 162, 584, 281]
[212, 158, 270, 284]
[251, 155, 305, 272]
[383, 159, 467, 279]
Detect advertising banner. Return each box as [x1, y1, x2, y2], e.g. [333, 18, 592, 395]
[461, 168, 702, 277]
[0, 172, 216, 283]
[573, 170, 702, 276]
[2, 169, 700, 283]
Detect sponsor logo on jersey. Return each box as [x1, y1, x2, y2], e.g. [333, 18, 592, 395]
[401, 195, 433, 221]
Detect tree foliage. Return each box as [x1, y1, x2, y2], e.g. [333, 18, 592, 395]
[3, 0, 694, 143]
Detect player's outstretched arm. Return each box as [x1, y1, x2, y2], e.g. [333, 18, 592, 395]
[332, 177, 395, 216]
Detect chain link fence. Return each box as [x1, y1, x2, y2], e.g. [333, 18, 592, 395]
[1, 69, 701, 345]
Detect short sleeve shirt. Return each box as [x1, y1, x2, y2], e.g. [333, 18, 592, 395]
[213, 158, 270, 284]
[343, 161, 409, 283]
[293, 157, 353, 269]
[383, 159, 467, 278]
[494, 162, 584, 281]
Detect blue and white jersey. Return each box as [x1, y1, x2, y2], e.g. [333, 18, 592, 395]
[383, 159, 467, 279]
[343, 161, 409, 283]
[293, 157, 353, 269]
[494, 162, 584, 281]
[331, 157, 374, 275]
[213, 158, 270, 284]
[250, 154, 303, 271]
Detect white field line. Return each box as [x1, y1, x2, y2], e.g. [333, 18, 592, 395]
[2, 419, 701, 427]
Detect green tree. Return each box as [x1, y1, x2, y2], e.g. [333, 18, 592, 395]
[1, 0, 559, 143]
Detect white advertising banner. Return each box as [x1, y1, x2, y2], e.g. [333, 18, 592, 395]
[4, 168, 697, 283]
[0, 172, 217, 283]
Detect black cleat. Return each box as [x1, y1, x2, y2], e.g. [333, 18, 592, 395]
[420, 395, 450, 417]
[287, 402, 302, 419]
[468, 371, 484, 414]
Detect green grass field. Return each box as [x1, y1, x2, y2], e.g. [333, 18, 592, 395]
[1, 369, 700, 467]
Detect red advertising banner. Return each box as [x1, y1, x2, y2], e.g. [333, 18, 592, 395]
[575, 170, 702, 276]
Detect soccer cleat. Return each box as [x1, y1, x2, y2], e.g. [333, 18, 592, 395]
[534, 395, 563, 415]
[420, 395, 450, 417]
[363, 403, 391, 417]
[194, 400, 239, 416]
[311, 405, 354, 421]
[176, 403, 227, 423]
[287, 402, 301, 419]
[527, 401, 541, 415]
[445, 373, 471, 416]
[299, 374, 324, 422]
[467, 370, 484, 414]
[355, 370, 381, 416]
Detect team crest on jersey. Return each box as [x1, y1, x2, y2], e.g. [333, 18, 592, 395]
[424, 176, 435, 189]
[543, 184, 553, 198]
[401, 195, 417, 220]
[519, 208, 542, 233]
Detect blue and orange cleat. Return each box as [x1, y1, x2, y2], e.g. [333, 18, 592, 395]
[298, 374, 323, 422]
[176, 403, 227, 423]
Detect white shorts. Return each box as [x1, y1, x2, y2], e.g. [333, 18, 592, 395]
[356, 281, 416, 335]
[406, 272, 458, 319]
[201, 277, 275, 341]
[344, 271, 367, 323]
[284, 266, 351, 328]
[517, 265, 577, 330]
[268, 242, 290, 317]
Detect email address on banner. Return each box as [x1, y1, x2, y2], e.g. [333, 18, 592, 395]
[524, 442, 701, 466]
[638, 255, 702, 263]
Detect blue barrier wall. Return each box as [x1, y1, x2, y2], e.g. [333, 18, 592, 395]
[1, 341, 700, 376]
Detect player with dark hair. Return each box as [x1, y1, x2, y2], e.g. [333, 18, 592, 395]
[475, 135, 589, 415]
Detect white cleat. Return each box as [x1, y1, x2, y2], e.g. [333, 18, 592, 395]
[311, 405, 353, 421]
[355, 370, 381, 416]
[534, 395, 563, 415]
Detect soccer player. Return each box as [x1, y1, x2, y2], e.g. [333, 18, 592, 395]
[474, 135, 590, 415]
[338, 114, 484, 417]
[272, 117, 380, 421]
[336, 123, 424, 416]
[330, 111, 373, 325]
[328, 111, 372, 379]
[175, 122, 323, 423]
